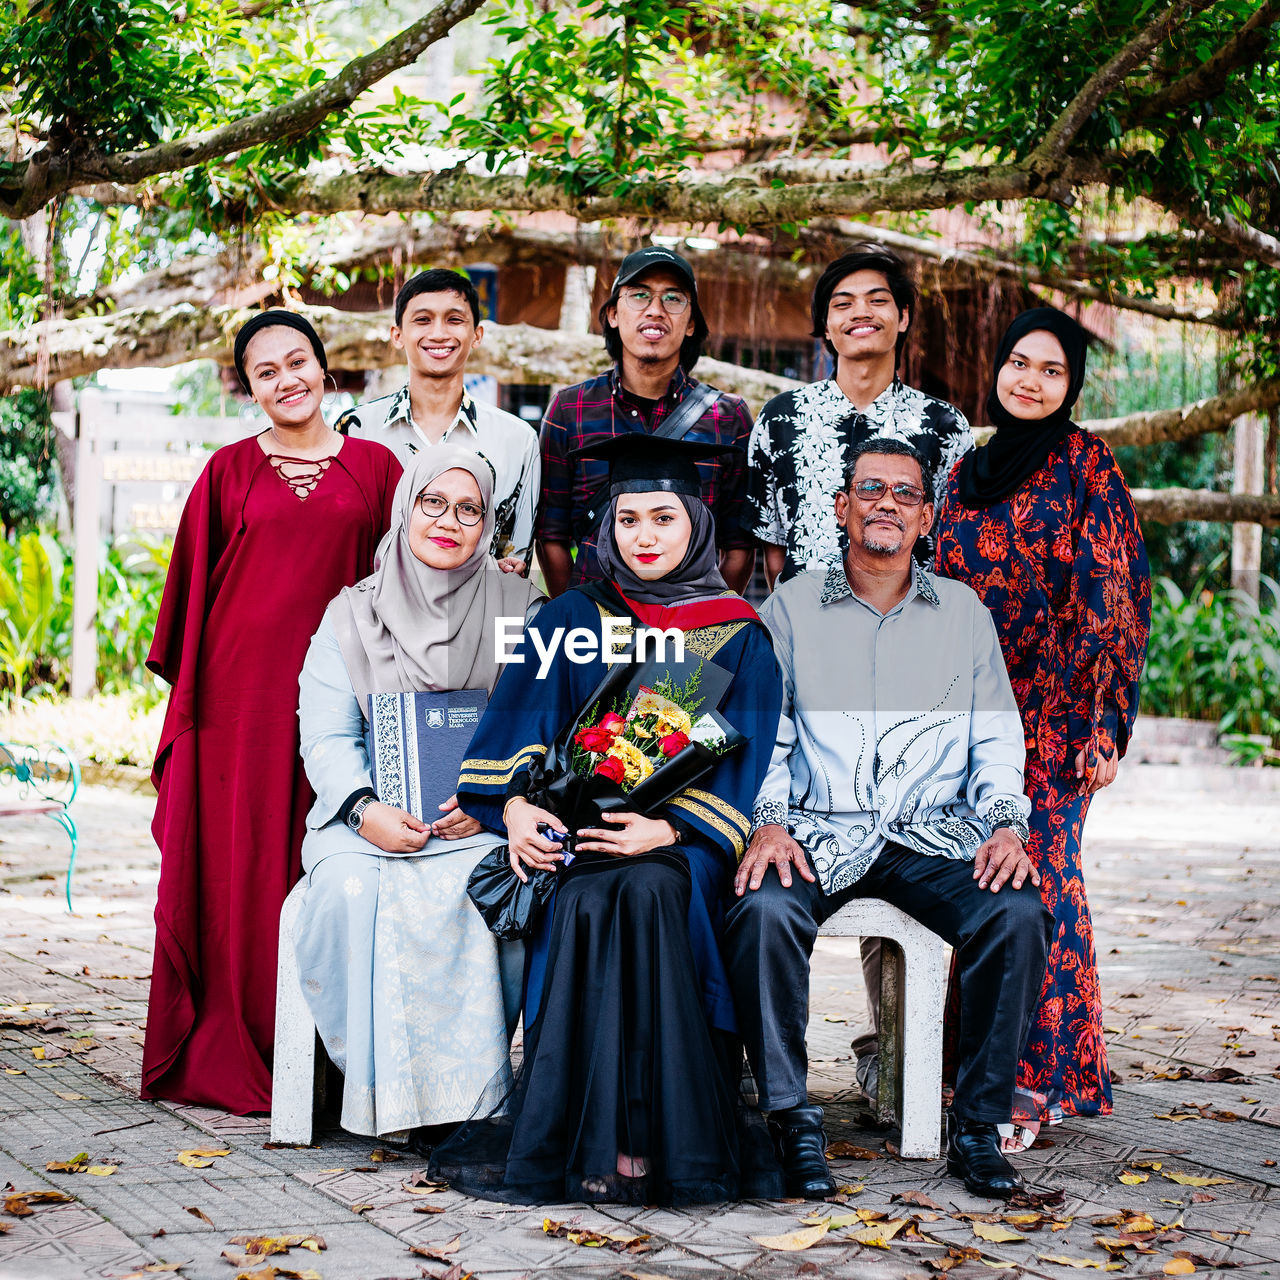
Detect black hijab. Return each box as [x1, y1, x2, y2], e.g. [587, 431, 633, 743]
[955, 307, 1088, 509]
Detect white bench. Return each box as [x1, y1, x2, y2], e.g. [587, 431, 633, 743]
[819, 898, 946, 1158]
[270, 879, 326, 1145]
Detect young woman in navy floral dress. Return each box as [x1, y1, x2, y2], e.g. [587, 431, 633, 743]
[935, 308, 1151, 1146]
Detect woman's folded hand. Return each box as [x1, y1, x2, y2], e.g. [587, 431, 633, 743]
[357, 801, 431, 854]
[575, 812, 677, 858]
[432, 794, 483, 840]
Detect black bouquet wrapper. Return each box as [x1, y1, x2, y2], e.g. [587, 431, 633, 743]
[525, 653, 745, 847]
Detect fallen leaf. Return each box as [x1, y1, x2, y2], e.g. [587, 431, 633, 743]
[750, 1222, 830, 1251]
[54, 1092, 87, 1101]
[1163, 1261, 1195, 1275]
[824, 1141, 879, 1160]
[1190, 1192, 1215, 1203]
[1154, 1113, 1197, 1123]
[1010, 1188, 1066, 1210]
[176, 1147, 230, 1169]
[4, 1190, 75, 1216]
[226, 1234, 325, 1256]
[972, 1222, 1025, 1243]
[46, 1153, 89, 1173]
[2, 1069, 24, 1076]
[233, 1269, 321, 1280]
[414, 1203, 447, 1215]
[979, 1261, 1018, 1270]
[1037, 1254, 1123, 1270]
[894, 1190, 944, 1210]
[369, 1147, 401, 1163]
[140, 1265, 186, 1273]
[847, 1219, 908, 1248]
[184, 1206, 213, 1226]
[1118, 1172, 1148, 1184]
[86, 1165, 117, 1176]
[801, 1211, 863, 1228]
[1163, 1172, 1233, 1187]
[409, 1233, 462, 1262]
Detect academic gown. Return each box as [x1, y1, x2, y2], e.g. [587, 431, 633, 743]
[433, 582, 783, 1204]
[143, 436, 400, 1114]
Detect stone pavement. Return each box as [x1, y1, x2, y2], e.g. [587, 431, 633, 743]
[0, 766, 1278, 1280]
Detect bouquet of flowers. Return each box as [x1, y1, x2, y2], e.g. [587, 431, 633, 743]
[526, 655, 745, 843]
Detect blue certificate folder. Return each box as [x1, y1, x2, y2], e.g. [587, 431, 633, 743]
[365, 690, 489, 820]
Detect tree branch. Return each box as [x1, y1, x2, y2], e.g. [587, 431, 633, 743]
[804, 219, 1234, 326]
[1081, 375, 1280, 447]
[1155, 187, 1280, 270]
[0, 302, 798, 408]
[1027, 0, 1213, 170]
[1130, 0, 1280, 120]
[1130, 487, 1280, 524]
[0, 0, 486, 219]
[209, 154, 1107, 224]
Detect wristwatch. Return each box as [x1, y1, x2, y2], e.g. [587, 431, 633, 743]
[347, 794, 376, 831]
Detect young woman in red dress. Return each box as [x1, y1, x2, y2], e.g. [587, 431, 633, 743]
[936, 308, 1151, 1149]
[144, 312, 401, 1113]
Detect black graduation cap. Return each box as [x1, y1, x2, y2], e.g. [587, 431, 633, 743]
[569, 433, 741, 499]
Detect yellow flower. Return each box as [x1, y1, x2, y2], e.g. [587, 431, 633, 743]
[606, 738, 655, 787]
[631, 692, 692, 737]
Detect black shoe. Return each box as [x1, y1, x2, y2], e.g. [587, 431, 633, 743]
[946, 1117, 1025, 1199]
[768, 1104, 837, 1199]
[408, 1122, 460, 1158]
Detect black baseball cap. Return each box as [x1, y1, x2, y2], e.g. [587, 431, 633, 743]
[609, 246, 699, 301]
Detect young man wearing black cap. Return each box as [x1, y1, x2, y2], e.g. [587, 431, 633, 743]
[536, 246, 755, 597]
[744, 245, 973, 588]
[338, 268, 539, 573]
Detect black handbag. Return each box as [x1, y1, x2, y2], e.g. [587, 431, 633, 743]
[466, 845, 557, 941]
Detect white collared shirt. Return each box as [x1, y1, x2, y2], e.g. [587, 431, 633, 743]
[338, 385, 540, 562]
[754, 559, 1030, 894]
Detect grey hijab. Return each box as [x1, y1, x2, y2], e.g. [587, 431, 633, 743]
[594, 491, 729, 606]
[328, 444, 543, 698]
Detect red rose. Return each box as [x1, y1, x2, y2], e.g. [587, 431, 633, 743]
[658, 730, 691, 757]
[574, 725, 617, 754]
[594, 755, 626, 783]
[599, 712, 625, 735]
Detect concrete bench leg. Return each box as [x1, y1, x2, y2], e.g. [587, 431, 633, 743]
[884, 928, 945, 1159]
[271, 881, 320, 1145]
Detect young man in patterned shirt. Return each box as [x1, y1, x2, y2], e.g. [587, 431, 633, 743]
[744, 245, 974, 587]
[536, 246, 755, 596]
[338, 268, 539, 573]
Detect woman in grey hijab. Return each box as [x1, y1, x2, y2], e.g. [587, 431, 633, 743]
[294, 445, 543, 1148]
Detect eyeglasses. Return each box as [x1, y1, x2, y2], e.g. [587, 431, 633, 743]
[617, 288, 691, 315]
[416, 492, 485, 526]
[851, 479, 927, 507]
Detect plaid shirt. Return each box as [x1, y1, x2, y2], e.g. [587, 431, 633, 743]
[536, 364, 754, 586]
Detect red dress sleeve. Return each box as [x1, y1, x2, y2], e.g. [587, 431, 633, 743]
[146, 457, 223, 785]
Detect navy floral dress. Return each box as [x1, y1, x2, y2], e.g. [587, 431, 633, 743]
[936, 427, 1151, 1121]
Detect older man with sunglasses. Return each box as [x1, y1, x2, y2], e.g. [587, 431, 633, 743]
[723, 436, 1052, 1202]
[535, 246, 755, 596]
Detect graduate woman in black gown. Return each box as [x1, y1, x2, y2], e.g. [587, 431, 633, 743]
[431, 436, 783, 1205]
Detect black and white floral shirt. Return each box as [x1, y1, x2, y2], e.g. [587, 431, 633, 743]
[744, 377, 973, 582]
